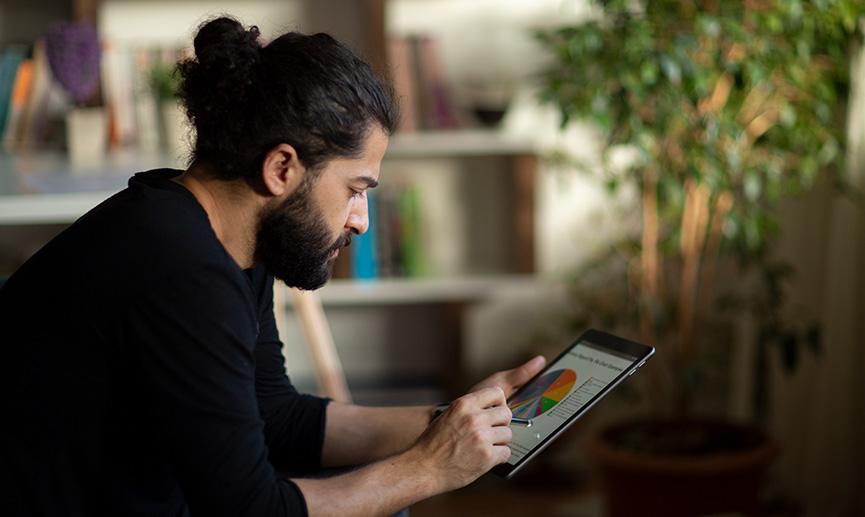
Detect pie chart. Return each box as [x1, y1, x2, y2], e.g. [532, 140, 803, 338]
[509, 368, 577, 419]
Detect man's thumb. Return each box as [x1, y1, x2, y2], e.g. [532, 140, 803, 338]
[515, 355, 546, 381]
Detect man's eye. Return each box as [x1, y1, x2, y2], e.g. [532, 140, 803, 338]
[350, 189, 364, 199]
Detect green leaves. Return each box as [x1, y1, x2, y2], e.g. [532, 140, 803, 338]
[149, 62, 180, 101]
[534, 0, 864, 262]
[659, 54, 682, 85]
[534, 0, 861, 400]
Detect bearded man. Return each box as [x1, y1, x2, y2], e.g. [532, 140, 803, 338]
[0, 16, 545, 517]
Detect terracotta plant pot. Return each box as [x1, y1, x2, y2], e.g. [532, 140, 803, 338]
[589, 418, 777, 517]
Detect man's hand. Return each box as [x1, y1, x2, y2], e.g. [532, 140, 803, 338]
[468, 355, 547, 399]
[408, 387, 513, 492]
[296, 359, 549, 515]
[296, 388, 513, 516]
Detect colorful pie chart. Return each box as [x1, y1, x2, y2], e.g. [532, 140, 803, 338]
[509, 368, 577, 419]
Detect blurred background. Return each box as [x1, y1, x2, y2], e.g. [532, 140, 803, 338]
[1, 1, 863, 516]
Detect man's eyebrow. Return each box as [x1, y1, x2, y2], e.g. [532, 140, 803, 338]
[353, 176, 379, 189]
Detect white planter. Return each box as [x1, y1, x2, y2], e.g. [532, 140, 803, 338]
[161, 101, 189, 158]
[66, 107, 107, 167]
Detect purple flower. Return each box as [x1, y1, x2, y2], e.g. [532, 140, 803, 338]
[44, 21, 101, 106]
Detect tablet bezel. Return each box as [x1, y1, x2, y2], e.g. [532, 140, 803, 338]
[491, 328, 655, 479]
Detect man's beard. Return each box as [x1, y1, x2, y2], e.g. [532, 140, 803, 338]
[254, 185, 350, 290]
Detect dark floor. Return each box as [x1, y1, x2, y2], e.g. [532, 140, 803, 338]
[411, 463, 601, 517]
[408, 464, 801, 517]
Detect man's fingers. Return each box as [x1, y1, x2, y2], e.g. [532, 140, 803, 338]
[489, 425, 513, 446]
[492, 445, 512, 465]
[483, 405, 512, 427]
[508, 355, 546, 388]
[461, 386, 506, 410]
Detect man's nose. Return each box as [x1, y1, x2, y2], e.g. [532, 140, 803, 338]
[346, 196, 369, 235]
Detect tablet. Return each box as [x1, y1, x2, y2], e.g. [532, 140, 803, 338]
[491, 329, 654, 479]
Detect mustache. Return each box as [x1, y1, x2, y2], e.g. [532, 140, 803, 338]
[330, 230, 353, 252]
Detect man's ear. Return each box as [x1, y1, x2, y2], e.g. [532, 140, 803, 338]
[260, 143, 306, 197]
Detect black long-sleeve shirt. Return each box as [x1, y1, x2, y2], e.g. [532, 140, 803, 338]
[0, 169, 329, 516]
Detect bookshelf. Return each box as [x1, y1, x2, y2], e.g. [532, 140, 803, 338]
[0, 0, 558, 403]
[388, 129, 533, 157]
[317, 275, 537, 306]
[0, 129, 533, 224]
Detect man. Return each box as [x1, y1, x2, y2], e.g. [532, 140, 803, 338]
[0, 17, 545, 516]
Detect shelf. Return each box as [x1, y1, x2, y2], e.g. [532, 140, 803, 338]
[0, 150, 183, 225]
[0, 130, 536, 225]
[305, 274, 541, 306]
[0, 192, 114, 225]
[387, 129, 535, 157]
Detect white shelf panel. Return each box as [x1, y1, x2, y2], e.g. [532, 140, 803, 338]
[304, 274, 541, 306]
[388, 129, 535, 157]
[0, 150, 181, 224]
[0, 130, 536, 225]
[0, 192, 114, 225]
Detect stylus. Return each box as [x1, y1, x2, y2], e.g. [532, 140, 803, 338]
[511, 417, 532, 427]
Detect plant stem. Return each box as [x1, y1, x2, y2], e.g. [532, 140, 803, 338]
[640, 168, 667, 413]
[675, 180, 710, 414]
[698, 192, 734, 319]
[640, 168, 660, 343]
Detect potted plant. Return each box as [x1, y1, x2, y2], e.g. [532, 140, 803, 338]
[533, 1, 864, 515]
[149, 60, 188, 156]
[44, 21, 104, 165]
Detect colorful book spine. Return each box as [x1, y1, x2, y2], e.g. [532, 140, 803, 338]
[132, 47, 160, 152]
[406, 35, 429, 130]
[351, 190, 379, 280]
[101, 40, 138, 147]
[399, 184, 426, 277]
[400, 34, 460, 131]
[2, 56, 31, 149]
[387, 36, 418, 132]
[418, 36, 458, 130]
[374, 186, 398, 277]
[345, 182, 427, 280]
[18, 39, 56, 150]
[0, 49, 25, 138]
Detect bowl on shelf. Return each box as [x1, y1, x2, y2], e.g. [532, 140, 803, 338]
[471, 104, 509, 128]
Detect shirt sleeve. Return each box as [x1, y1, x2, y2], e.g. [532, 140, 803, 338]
[252, 271, 330, 474]
[125, 261, 309, 517]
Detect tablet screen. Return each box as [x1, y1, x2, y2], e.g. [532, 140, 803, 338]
[506, 340, 638, 466]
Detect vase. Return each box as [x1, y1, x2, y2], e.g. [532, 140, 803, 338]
[589, 418, 777, 517]
[66, 107, 107, 168]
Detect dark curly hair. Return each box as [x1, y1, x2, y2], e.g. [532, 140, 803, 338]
[177, 16, 399, 181]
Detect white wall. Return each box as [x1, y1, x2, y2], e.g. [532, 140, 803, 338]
[99, 0, 305, 46]
[765, 41, 865, 516]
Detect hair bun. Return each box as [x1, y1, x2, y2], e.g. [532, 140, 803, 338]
[178, 17, 262, 156]
[193, 17, 260, 68]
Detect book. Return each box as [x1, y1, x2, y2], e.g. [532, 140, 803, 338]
[93, 41, 190, 152]
[351, 189, 379, 280]
[398, 184, 426, 277]
[386, 36, 418, 132]
[390, 34, 460, 132]
[341, 181, 428, 280]
[132, 47, 160, 152]
[406, 36, 428, 130]
[2, 55, 31, 149]
[101, 40, 138, 147]
[373, 186, 395, 277]
[417, 36, 459, 130]
[18, 39, 56, 150]
[0, 49, 25, 138]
